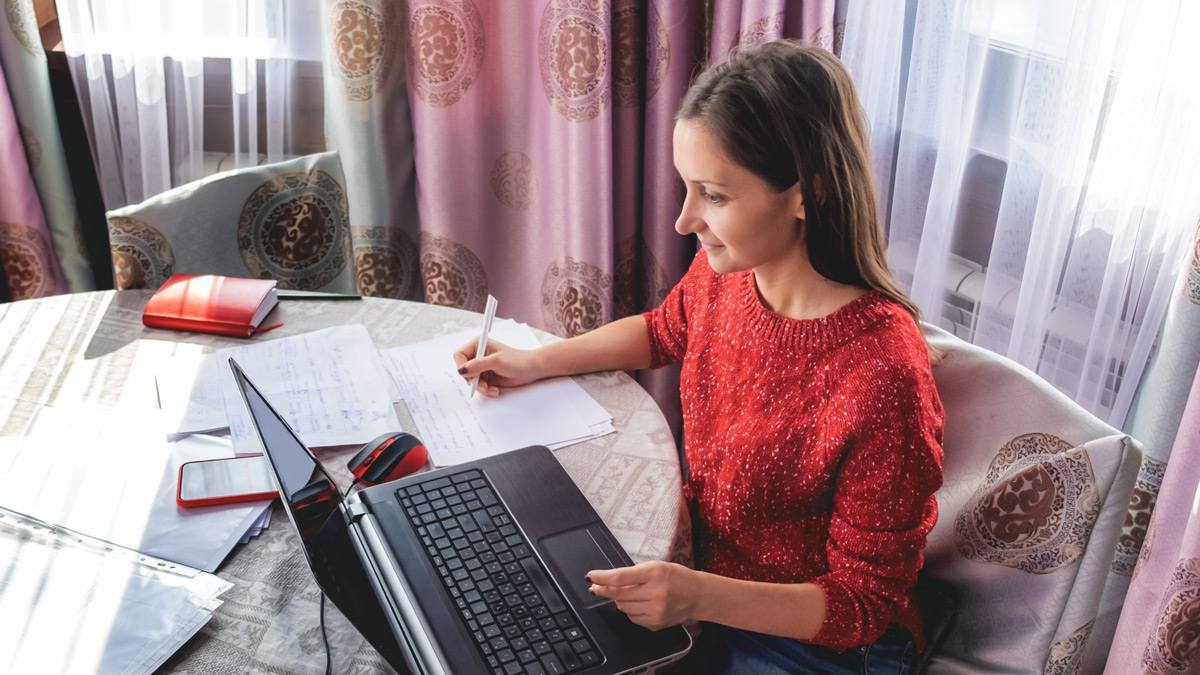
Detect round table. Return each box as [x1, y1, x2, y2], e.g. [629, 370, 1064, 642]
[0, 291, 690, 675]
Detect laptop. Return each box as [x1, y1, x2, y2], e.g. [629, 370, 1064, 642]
[229, 358, 691, 675]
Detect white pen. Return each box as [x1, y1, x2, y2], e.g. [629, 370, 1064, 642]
[469, 295, 498, 398]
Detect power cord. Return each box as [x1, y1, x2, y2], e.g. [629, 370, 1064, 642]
[320, 592, 332, 675]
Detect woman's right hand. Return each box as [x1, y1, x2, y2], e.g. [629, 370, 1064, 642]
[452, 338, 544, 397]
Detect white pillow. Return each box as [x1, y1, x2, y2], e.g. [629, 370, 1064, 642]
[106, 151, 354, 293]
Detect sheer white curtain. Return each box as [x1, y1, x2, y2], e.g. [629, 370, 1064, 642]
[844, 0, 1200, 427]
[57, 0, 324, 210]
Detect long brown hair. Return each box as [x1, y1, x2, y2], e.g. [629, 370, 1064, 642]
[677, 40, 939, 361]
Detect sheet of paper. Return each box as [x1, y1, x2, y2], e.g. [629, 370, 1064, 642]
[238, 508, 273, 544]
[156, 344, 229, 434]
[158, 339, 402, 434]
[0, 403, 270, 572]
[0, 508, 230, 675]
[381, 320, 613, 465]
[156, 325, 401, 451]
[546, 421, 616, 450]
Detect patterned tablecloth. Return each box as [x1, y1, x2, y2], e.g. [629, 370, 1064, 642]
[0, 291, 691, 674]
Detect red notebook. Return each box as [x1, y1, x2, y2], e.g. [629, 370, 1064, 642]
[143, 274, 281, 337]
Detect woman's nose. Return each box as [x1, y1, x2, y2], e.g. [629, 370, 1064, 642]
[675, 198, 703, 235]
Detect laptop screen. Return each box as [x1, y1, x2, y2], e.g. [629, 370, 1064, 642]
[229, 358, 344, 559]
[228, 358, 407, 668]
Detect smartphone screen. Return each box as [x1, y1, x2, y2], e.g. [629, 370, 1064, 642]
[179, 454, 275, 501]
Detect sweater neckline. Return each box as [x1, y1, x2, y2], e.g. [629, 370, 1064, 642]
[737, 271, 893, 351]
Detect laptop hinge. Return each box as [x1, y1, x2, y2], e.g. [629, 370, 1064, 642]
[345, 501, 370, 523]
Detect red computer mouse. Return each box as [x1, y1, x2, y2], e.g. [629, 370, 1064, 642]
[348, 432, 429, 486]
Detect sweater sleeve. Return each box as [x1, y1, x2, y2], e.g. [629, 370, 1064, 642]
[808, 358, 944, 651]
[641, 252, 708, 368]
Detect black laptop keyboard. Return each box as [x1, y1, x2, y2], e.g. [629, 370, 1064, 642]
[398, 470, 602, 675]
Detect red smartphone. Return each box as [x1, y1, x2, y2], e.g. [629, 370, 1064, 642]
[177, 454, 278, 508]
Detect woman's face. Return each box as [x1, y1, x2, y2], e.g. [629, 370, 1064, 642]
[672, 119, 806, 276]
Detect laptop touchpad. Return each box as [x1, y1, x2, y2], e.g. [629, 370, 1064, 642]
[540, 526, 623, 610]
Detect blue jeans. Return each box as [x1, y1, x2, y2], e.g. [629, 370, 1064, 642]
[674, 623, 916, 675]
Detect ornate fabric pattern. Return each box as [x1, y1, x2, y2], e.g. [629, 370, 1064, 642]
[18, 122, 40, 169]
[611, 0, 669, 107]
[954, 433, 1101, 574]
[614, 236, 668, 318]
[539, 0, 610, 122]
[351, 225, 420, 300]
[106, 216, 175, 290]
[730, 12, 784, 53]
[1045, 620, 1093, 675]
[328, 0, 397, 102]
[1132, 511, 1157, 583]
[0, 222, 54, 299]
[1141, 558, 1200, 674]
[5, 0, 43, 57]
[237, 169, 350, 291]
[808, 22, 840, 54]
[407, 0, 484, 107]
[419, 232, 488, 311]
[1113, 457, 1167, 576]
[490, 152, 538, 209]
[541, 256, 612, 337]
[1185, 223, 1200, 305]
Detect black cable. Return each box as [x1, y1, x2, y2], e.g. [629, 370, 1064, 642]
[320, 592, 332, 675]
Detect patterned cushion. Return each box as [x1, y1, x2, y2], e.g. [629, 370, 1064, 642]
[921, 326, 1142, 674]
[105, 152, 354, 292]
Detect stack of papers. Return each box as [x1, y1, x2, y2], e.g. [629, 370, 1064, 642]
[380, 320, 615, 465]
[156, 324, 401, 454]
[0, 506, 230, 675]
[155, 320, 616, 468]
[0, 403, 271, 573]
[240, 507, 273, 544]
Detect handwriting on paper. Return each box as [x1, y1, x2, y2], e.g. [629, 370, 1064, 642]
[159, 325, 399, 451]
[381, 321, 610, 465]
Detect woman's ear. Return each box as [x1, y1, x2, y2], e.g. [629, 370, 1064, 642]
[792, 175, 824, 221]
[791, 183, 807, 221]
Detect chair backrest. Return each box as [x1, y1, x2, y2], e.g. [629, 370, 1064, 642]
[918, 326, 1142, 674]
[105, 151, 356, 294]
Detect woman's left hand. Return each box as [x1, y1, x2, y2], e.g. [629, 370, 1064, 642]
[587, 561, 702, 631]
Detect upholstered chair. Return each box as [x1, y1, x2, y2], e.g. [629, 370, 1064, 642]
[916, 326, 1142, 674]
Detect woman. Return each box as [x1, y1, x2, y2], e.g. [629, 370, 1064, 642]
[454, 41, 943, 675]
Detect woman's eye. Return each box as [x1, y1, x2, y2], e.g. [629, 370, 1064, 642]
[701, 189, 724, 205]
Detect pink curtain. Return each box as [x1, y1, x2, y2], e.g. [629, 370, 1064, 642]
[710, 1, 846, 60]
[0, 62, 65, 301]
[1105, 242, 1200, 673]
[406, 0, 707, 432]
[406, 0, 843, 436]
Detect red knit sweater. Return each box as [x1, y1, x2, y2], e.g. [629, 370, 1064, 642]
[643, 252, 944, 652]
